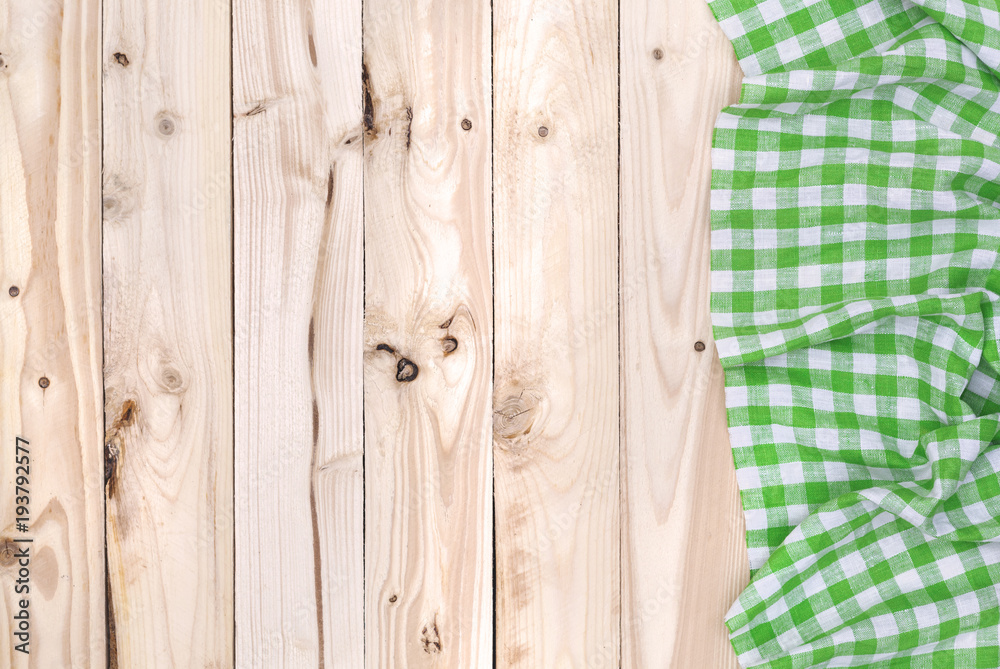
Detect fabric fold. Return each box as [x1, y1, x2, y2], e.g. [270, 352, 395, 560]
[706, 0, 1000, 665]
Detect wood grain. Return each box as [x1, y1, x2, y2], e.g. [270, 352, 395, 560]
[0, 1, 757, 663]
[619, 0, 748, 667]
[233, 0, 364, 666]
[492, 0, 620, 666]
[0, 0, 105, 666]
[362, 0, 494, 666]
[311, 3, 366, 666]
[102, 0, 233, 665]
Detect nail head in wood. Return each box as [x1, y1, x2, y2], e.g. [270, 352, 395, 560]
[461, 118, 472, 131]
[8, 286, 18, 297]
[652, 48, 664, 60]
[538, 126, 549, 137]
[38, 377, 50, 389]
[694, 341, 706, 352]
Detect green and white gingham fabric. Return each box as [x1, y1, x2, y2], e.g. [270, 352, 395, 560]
[706, 0, 1000, 665]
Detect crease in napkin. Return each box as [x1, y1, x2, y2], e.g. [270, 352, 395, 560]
[706, 0, 1000, 665]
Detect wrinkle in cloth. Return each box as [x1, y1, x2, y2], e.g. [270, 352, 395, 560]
[707, 0, 1000, 665]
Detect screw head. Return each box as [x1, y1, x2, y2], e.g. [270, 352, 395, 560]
[38, 377, 50, 389]
[694, 341, 706, 352]
[538, 126, 549, 137]
[8, 286, 19, 297]
[461, 118, 472, 131]
[652, 48, 664, 60]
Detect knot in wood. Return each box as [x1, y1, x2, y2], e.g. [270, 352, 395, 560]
[104, 399, 136, 498]
[494, 393, 538, 440]
[159, 365, 185, 393]
[150, 351, 188, 394]
[396, 358, 418, 383]
[156, 114, 176, 136]
[421, 618, 442, 654]
[104, 439, 120, 485]
[116, 399, 138, 428]
[102, 196, 120, 217]
[0, 540, 15, 566]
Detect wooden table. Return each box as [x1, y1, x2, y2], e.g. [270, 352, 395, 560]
[0, 0, 748, 665]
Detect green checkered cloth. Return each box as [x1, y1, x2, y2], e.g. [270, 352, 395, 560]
[706, 0, 1000, 665]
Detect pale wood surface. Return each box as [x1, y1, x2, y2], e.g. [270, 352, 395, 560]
[492, 0, 621, 666]
[233, 0, 364, 665]
[0, 1, 105, 666]
[311, 2, 366, 666]
[102, 0, 233, 665]
[362, 0, 494, 666]
[0, 0, 753, 665]
[620, 1, 749, 667]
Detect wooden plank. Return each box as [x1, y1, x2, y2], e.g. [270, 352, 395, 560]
[0, 1, 105, 666]
[102, 0, 232, 664]
[233, 0, 364, 665]
[362, 0, 493, 666]
[619, 0, 748, 666]
[492, 0, 620, 666]
[310, 2, 366, 665]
